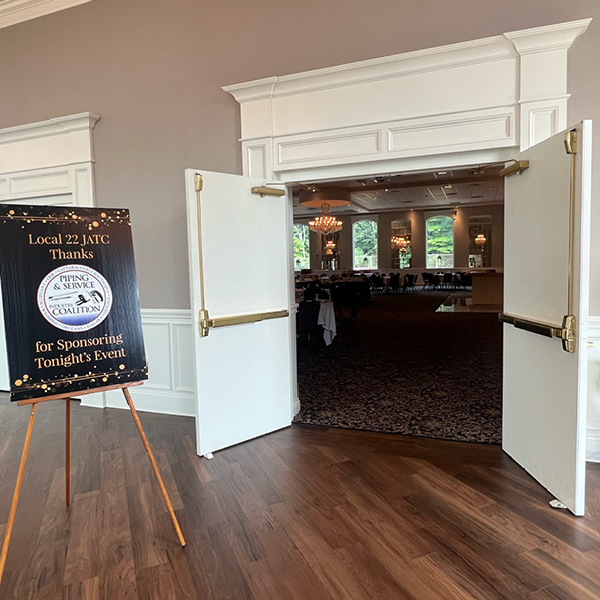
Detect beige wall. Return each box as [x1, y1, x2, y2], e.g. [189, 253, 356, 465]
[1, 0, 599, 310]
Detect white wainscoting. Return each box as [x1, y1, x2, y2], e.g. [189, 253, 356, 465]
[80, 309, 196, 416]
[587, 317, 600, 462]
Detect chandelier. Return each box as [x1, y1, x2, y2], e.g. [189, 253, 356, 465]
[475, 234, 487, 247]
[308, 203, 343, 235]
[391, 236, 410, 253]
[325, 240, 337, 255]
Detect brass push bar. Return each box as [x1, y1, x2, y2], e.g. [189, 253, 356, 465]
[499, 313, 576, 353]
[198, 308, 289, 337]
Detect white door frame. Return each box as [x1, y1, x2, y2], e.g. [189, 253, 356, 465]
[224, 19, 591, 419]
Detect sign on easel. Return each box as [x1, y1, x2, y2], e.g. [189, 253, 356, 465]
[0, 205, 148, 401]
[0, 205, 184, 589]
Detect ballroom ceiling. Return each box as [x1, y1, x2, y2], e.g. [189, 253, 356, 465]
[292, 163, 505, 218]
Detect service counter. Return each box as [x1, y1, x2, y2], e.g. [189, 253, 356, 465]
[471, 272, 503, 306]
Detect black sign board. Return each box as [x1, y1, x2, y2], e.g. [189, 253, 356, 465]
[0, 205, 148, 401]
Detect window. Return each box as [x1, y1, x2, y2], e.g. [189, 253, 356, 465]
[391, 218, 411, 269]
[468, 215, 492, 268]
[426, 215, 454, 268]
[353, 219, 377, 269]
[293, 224, 310, 270]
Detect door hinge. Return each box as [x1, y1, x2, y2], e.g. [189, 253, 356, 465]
[564, 130, 577, 155]
[199, 308, 210, 337]
[195, 173, 203, 192]
[560, 314, 576, 353]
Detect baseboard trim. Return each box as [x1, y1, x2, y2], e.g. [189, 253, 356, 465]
[587, 316, 600, 463]
[586, 428, 600, 463]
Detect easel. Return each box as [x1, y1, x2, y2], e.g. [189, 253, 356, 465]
[0, 382, 186, 587]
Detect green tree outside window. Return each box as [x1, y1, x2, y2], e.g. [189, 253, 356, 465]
[426, 216, 454, 268]
[353, 220, 378, 269]
[293, 224, 310, 270]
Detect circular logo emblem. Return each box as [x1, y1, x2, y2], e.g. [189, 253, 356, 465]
[37, 264, 113, 332]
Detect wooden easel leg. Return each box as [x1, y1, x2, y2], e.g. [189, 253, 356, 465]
[122, 388, 186, 547]
[0, 403, 38, 586]
[65, 398, 71, 505]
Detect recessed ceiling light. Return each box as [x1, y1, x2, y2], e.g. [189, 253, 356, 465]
[438, 171, 448, 175]
[444, 184, 453, 189]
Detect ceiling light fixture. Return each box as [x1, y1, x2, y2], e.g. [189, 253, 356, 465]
[325, 240, 337, 254]
[392, 236, 411, 254]
[300, 188, 350, 235]
[308, 203, 343, 235]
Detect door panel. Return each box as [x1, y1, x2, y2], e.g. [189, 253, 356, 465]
[185, 170, 295, 456]
[504, 134, 570, 323]
[503, 121, 591, 515]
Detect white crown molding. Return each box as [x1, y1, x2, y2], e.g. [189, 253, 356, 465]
[0, 0, 93, 29]
[222, 77, 278, 103]
[0, 112, 100, 145]
[504, 18, 592, 55]
[224, 20, 592, 104]
[224, 35, 516, 102]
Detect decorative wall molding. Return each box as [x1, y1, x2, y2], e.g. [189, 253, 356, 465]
[267, 106, 516, 175]
[0, 164, 94, 205]
[0, 112, 99, 145]
[80, 309, 196, 417]
[244, 142, 270, 180]
[277, 129, 382, 167]
[0, 112, 100, 174]
[0, 0, 93, 30]
[526, 102, 562, 148]
[386, 108, 514, 155]
[226, 19, 590, 180]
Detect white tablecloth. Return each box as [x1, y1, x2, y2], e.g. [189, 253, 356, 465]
[318, 301, 336, 345]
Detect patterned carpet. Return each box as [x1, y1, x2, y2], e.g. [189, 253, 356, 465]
[294, 290, 503, 444]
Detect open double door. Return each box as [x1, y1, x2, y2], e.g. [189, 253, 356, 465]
[188, 121, 593, 514]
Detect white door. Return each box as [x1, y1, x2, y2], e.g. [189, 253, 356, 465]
[503, 121, 592, 515]
[0, 194, 75, 391]
[185, 170, 296, 456]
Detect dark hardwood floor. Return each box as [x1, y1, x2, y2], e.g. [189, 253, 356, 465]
[1, 395, 600, 599]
